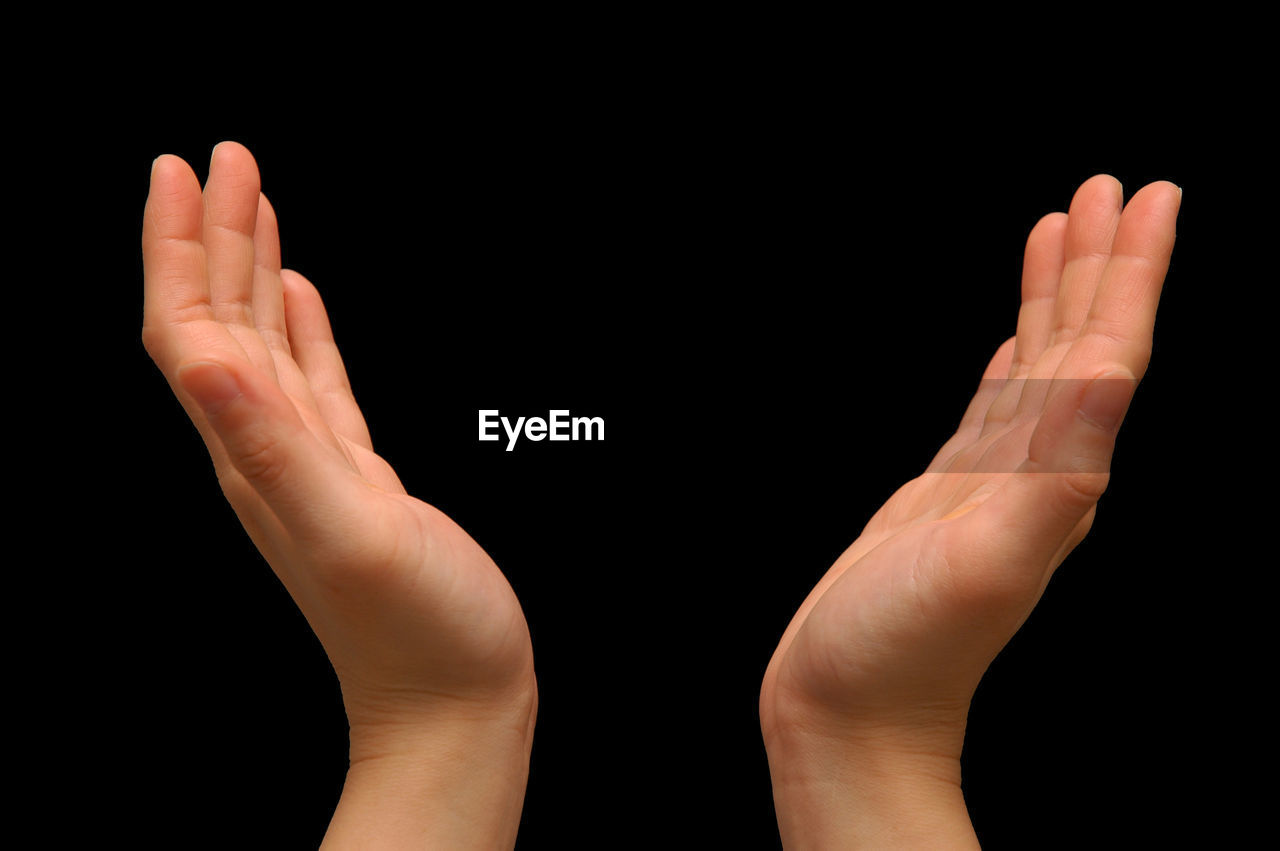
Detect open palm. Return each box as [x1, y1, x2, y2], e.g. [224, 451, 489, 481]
[142, 143, 534, 728]
[761, 176, 1181, 744]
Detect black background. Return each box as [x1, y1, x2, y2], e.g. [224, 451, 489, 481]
[37, 66, 1258, 848]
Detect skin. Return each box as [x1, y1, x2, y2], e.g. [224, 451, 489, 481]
[143, 142, 536, 848]
[143, 143, 1180, 846]
[759, 175, 1181, 847]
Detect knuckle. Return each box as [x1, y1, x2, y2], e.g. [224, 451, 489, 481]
[233, 430, 290, 491]
[259, 327, 293, 356]
[140, 323, 165, 360]
[1058, 470, 1110, 506]
[1061, 468, 1110, 502]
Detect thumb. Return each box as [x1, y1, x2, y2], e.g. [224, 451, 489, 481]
[176, 359, 361, 540]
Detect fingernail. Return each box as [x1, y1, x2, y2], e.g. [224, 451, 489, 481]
[177, 362, 242, 414]
[211, 141, 227, 165]
[1077, 369, 1136, 432]
[151, 156, 162, 178]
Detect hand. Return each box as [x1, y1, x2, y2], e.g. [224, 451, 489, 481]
[759, 175, 1181, 847]
[142, 142, 536, 848]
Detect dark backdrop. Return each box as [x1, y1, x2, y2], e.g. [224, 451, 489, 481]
[44, 80, 1251, 848]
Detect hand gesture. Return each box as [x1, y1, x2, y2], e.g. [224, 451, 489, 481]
[143, 143, 535, 848]
[760, 176, 1181, 847]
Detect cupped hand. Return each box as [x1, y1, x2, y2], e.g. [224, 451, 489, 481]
[142, 143, 535, 744]
[761, 175, 1180, 782]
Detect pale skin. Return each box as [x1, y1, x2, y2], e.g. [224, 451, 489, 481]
[143, 142, 536, 849]
[143, 143, 1179, 847]
[760, 174, 1181, 847]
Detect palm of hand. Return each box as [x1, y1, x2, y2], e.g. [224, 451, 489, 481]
[762, 176, 1180, 740]
[143, 144, 532, 721]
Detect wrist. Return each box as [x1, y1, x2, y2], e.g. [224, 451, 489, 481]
[323, 679, 537, 850]
[763, 690, 976, 849]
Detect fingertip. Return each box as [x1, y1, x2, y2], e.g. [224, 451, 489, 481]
[1090, 174, 1124, 205]
[148, 154, 196, 188]
[1141, 180, 1183, 213]
[207, 141, 261, 187]
[204, 142, 262, 233]
[1024, 211, 1069, 258]
[280, 268, 316, 296]
[148, 155, 168, 188]
[257, 192, 279, 228]
[211, 140, 253, 163]
[1026, 212, 1069, 256]
[985, 336, 1017, 377]
[144, 156, 203, 242]
[1032, 210, 1069, 231]
[1111, 181, 1183, 254]
[1090, 173, 1123, 192]
[1131, 178, 1180, 196]
[1065, 176, 1125, 239]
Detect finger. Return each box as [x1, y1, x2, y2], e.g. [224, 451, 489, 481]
[982, 213, 1069, 435]
[142, 155, 215, 370]
[175, 356, 369, 544]
[949, 368, 1135, 576]
[282, 269, 374, 451]
[1008, 212, 1068, 377]
[926, 337, 1014, 473]
[1048, 176, 1124, 348]
[143, 154, 259, 486]
[248, 195, 345, 450]
[252, 193, 289, 354]
[203, 142, 260, 327]
[1001, 178, 1124, 435]
[1064, 181, 1181, 381]
[203, 142, 278, 379]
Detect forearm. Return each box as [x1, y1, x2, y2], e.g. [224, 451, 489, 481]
[322, 698, 536, 850]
